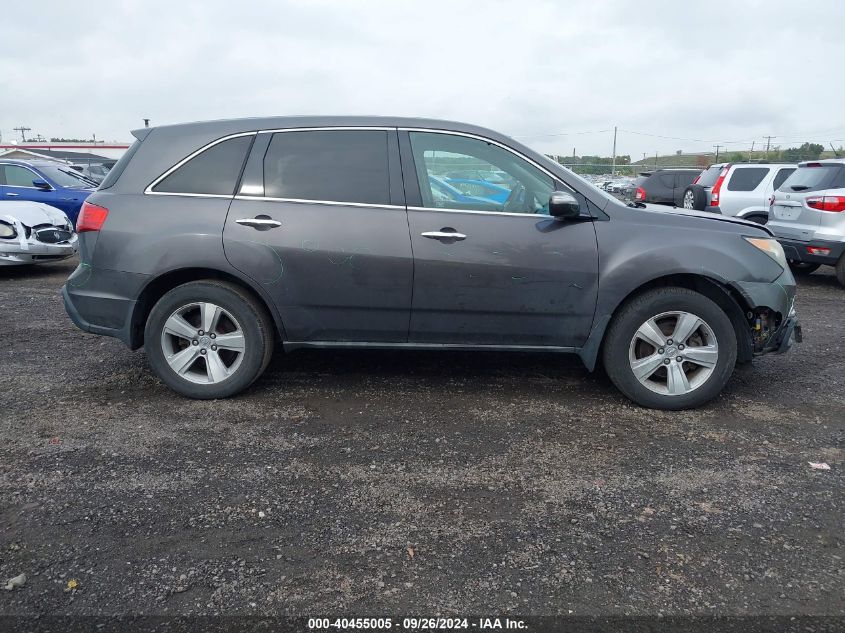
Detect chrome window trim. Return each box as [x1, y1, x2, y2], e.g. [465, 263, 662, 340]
[256, 126, 395, 134]
[144, 131, 257, 194]
[142, 125, 572, 205]
[407, 205, 549, 219]
[233, 195, 402, 210]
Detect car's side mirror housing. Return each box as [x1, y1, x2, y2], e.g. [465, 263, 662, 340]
[548, 191, 581, 220]
[32, 179, 52, 191]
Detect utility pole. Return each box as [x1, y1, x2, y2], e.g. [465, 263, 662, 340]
[654, 151, 658, 169]
[610, 126, 617, 176]
[714, 145, 722, 161]
[143, 118, 150, 128]
[13, 126, 31, 142]
[750, 141, 755, 158]
[765, 136, 772, 159]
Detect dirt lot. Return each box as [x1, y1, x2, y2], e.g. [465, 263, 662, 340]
[0, 258, 842, 620]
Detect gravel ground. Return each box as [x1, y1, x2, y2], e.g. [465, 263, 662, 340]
[0, 258, 842, 620]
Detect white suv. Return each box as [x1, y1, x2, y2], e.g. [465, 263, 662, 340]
[682, 162, 796, 223]
[767, 159, 845, 286]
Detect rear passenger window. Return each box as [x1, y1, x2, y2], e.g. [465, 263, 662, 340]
[263, 130, 390, 205]
[153, 135, 253, 195]
[726, 167, 768, 191]
[772, 168, 795, 190]
[658, 174, 675, 188]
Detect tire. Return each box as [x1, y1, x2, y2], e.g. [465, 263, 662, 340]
[144, 280, 275, 399]
[682, 185, 707, 211]
[788, 260, 820, 275]
[602, 287, 737, 410]
[836, 254, 845, 288]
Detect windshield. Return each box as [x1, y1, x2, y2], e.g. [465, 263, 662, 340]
[38, 165, 96, 188]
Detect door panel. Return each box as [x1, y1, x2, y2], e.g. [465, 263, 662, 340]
[407, 210, 598, 346]
[223, 128, 412, 343]
[224, 200, 413, 341]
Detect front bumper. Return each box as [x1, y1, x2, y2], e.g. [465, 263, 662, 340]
[776, 237, 845, 266]
[731, 268, 799, 356]
[0, 234, 78, 266]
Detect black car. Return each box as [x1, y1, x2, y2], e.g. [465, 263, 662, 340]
[632, 168, 701, 206]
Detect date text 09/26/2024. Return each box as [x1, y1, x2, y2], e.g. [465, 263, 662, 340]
[308, 618, 527, 630]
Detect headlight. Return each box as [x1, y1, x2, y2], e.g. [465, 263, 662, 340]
[744, 237, 787, 270]
[0, 221, 16, 239]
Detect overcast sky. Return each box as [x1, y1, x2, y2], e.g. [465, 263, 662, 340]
[1, 0, 843, 158]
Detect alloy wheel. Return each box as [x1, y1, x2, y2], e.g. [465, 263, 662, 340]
[628, 311, 718, 396]
[683, 190, 695, 210]
[160, 302, 246, 384]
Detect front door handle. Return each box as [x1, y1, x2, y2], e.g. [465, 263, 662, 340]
[5, 192, 18, 196]
[421, 230, 466, 241]
[236, 217, 282, 229]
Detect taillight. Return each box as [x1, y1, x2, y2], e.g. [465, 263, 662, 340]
[807, 246, 831, 256]
[77, 201, 109, 232]
[709, 166, 730, 206]
[806, 196, 845, 212]
[635, 187, 646, 201]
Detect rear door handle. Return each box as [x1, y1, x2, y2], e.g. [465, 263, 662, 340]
[236, 217, 282, 229]
[421, 230, 466, 241]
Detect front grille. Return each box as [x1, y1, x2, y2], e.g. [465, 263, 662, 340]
[35, 228, 72, 244]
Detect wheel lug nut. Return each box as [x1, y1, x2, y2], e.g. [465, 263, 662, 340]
[678, 344, 685, 350]
[667, 339, 673, 345]
[658, 348, 664, 354]
[192, 339, 198, 345]
[664, 359, 671, 365]
[198, 330, 204, 336]
[210, 333, 216, 339]
[200, 349, 207, 355]
[676, 356, 683, 362]
[211, 345, 217, 351]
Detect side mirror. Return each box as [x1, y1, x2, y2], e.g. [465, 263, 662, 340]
[32, 179, 52, 191]
[548, 191, 580, 220]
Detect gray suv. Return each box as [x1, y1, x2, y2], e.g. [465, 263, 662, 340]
[63, 117, 800, 410]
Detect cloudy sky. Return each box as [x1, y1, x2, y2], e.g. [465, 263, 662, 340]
[1, 0, 843, 158]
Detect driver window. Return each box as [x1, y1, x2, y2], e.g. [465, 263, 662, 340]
[409, 132, 554, 215]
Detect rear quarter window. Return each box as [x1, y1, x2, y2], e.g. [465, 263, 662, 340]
[152, 135, 254, 195]
[726, 167, 769, 191]
[772, 168, 795, 190]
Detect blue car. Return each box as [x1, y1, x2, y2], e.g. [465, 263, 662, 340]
[428, 175, 499, 211]
[444, 177, 512, 204]
[0, 159, 97, 225]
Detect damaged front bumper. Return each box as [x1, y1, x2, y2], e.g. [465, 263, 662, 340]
[732, 269, 800, 356]
[0, 218, 78, 266]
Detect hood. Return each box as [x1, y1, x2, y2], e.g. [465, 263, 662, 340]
[0, 201, 72, 227]
[637, 203, 774, 236]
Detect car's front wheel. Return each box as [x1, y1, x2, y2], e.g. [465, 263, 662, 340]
[603, 287, 737, 410]
[144, 280, 275, 399]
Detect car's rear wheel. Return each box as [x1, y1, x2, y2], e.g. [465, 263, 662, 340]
[603, 287, 737, 410]
[788, 260, 820, 275]
[144, 280, 274, 399]
[682, 185, 707, 211]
